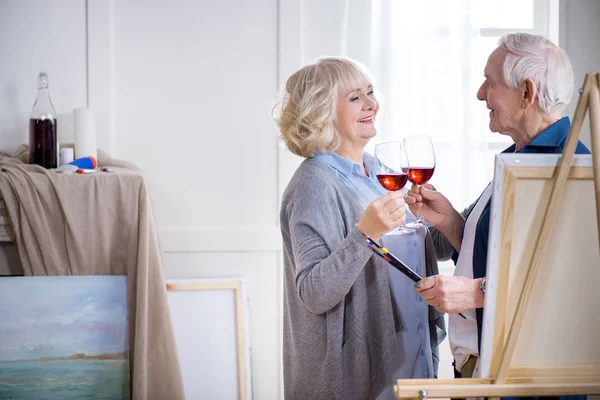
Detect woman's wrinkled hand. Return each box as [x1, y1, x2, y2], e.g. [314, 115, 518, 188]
[356, 190, 406, 241]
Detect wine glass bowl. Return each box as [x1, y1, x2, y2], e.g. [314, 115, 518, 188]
[403, 136, 436, 227]
[407, 167, 435, 186]
[377, 173, 408, 191]
[373, 141, 412, 235]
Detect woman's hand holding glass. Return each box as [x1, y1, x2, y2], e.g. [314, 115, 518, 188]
[373, 141, 413, 235]
[357, 190, 407, 241]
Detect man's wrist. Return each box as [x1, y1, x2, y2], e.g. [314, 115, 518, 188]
[439, 210, 464, 251]
[474, 278, 486, 308]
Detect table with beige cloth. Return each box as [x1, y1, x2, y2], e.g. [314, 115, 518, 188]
[0, 145, 185, 400]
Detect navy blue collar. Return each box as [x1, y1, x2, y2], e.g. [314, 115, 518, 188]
[503, 117, 570, 153]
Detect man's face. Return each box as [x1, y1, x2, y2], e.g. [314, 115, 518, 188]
[476, 47, 524, 137]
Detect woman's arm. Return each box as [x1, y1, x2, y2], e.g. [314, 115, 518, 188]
[282, 168, 406, 315]
[284, 198, 373, 315]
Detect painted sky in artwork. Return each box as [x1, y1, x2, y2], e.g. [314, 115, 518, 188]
[0, 276, 128, 362]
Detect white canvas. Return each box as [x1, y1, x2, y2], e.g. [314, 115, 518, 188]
[480, 153, 600, 379]
[166, 278, 252, 400]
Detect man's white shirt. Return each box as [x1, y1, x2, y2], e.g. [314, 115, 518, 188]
[449, 184, 493, 375]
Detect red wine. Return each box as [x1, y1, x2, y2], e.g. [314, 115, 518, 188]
[29, 118, 57, 169]
[377, 173, 408, 191]
[408, 167, 435, 185]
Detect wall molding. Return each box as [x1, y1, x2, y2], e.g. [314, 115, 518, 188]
[159, 225, 282, 253]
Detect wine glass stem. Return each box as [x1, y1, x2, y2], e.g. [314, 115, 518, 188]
[417, 184, 424, 221]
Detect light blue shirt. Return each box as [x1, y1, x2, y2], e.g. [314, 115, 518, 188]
[312, 151, 434, 398]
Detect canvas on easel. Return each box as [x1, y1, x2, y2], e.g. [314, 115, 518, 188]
[479, 153, 600, 382]
[394, 73, 600, 399]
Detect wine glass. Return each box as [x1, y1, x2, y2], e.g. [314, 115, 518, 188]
[374, 141, 413, 235]
[403, 136, 436, 228]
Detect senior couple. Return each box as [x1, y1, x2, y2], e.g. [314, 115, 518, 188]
[275, 32, 590, 399]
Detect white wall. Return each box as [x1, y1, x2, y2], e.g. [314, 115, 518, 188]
[0, 0, 87, 151]
[0, 1, 282, 399]
[1, 1, 599, 399]
[560, 0, 600, 148]
[109, 1, 282, 399]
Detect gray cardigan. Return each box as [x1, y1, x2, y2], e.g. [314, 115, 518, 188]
[281, 158, 446, 399]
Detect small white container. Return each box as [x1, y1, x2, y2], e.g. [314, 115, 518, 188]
[60, 147, 74, 165]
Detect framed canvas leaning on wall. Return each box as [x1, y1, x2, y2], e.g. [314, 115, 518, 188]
[0, 276, 129, 399]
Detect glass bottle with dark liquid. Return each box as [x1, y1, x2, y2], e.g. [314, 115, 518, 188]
[29, 72, 58, 169]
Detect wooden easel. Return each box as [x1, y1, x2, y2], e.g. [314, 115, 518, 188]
[394, 72, 600, 399]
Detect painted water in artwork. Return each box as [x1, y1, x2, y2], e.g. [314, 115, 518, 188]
[0, 276, 129, 399]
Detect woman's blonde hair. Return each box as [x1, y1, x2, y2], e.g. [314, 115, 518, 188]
[273, 57, 374, 158]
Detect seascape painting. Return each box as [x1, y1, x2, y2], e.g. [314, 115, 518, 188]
[0, 276, 129, 400]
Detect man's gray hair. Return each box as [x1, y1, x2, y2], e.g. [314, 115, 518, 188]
[499, 33, 574, 116]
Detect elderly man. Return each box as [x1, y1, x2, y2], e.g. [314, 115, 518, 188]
[407, 31, 590, 387]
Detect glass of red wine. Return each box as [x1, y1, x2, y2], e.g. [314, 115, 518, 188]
[374, 141, 413, 235]
[403, 136, 436, 228]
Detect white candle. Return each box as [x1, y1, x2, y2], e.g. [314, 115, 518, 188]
[73, 107, 97, 163]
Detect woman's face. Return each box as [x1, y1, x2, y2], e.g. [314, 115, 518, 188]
[476, 47, 524, 137]
[334, 83, 379, 146]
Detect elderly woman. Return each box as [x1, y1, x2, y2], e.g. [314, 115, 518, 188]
[275, 57, 446, 399]
[409, 32, 590, 384]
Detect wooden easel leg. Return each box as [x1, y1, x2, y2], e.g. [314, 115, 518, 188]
[587, 73, 600, 247]
[492, 73, 597, 384]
